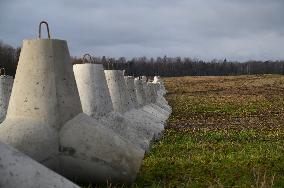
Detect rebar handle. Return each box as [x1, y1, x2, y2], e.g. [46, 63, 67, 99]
[0, 68, 5, 76]
[82, 53, 94, 64]
[39, 21, 51, 39]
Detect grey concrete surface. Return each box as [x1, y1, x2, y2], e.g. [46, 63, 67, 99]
[74, 64, 150, 151]
[59, 113, 145, 184]
[0, 141, 79, 188]
[0, 39, 80, 169]
[0, 75, 13, 123]
[0, 38, 145, 184]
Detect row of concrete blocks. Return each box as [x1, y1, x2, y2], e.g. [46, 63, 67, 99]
[0, 39, 171, 187]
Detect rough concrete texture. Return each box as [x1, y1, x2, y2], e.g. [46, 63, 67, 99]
[142, 80, 151, 104]
[153, 76, 167, 96]
[141, 82, 169, 121]
[124, 76, 139, 109]
[134, 78, 147, 106]
[104, 70, 131, 113]
[0, 75, 13, 123]
[121, 74, 165, 139]
[124, 107, 164, 141]
[73, 64, 113, 118]
[74, 64, 150, 151]
[142, 104, 168, 122]
[59, 113, 145, 184]
[0, 141, 79, 188]
[148, 82, 171, 117]
[152, 83, 172, 114]
[152, 76, 172, 113]
[142, 81, 169, 120]
[134, 78, 165, 122]
[105, 71, 162, 141]
[156, 95, 172, 114]
[146, 81, 169, 116]
[5, 39, 82, 129]
[125, 76, 166, 125]
[147, 82, 158, 103]
[98, 112, 150, 151]
[0, 39, 83, 169]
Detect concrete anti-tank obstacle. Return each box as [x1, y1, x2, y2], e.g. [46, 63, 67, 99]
[152, 76, 172, 113]
[134, 78, 166, 123]
[135, 77, 171, 126]
[125, 76, 166, 126]
[140, 78, 169, 122]
[104, 70, 130, 113]
[125, 76, 169, 120]
[150, 82, 172, 121]
[73, 55, 113, 118]
[148, 82, 171, 115]
[151, 81, 172, 114]
[73, 57, 150, 151]
[153, 76, 167, 96]
[124, 76, 138, 109]
[0, 22, 78, 169]
[0, 68, 13, 123]
[105, 70, 158, 141]
[148, 82, 171, 118]
[105, 70, 164, 141]
[0, 21, 144, 184]
[0, 141, 80, 188]
[134, 78, 147, 106]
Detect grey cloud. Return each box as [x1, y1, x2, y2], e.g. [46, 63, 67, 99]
[0, 0, 284, 61]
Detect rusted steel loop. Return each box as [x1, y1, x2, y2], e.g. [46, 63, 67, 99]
[82, 54, 94, 64]
[39, 21, 51, 39]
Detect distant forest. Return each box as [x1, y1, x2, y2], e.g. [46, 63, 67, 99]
[1, 40, 284, 77]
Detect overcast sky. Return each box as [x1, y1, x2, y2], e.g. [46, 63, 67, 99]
[0, 0, 284, 61]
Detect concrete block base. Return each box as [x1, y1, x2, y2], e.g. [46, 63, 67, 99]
[124, 109, 164, 140]
[0, 141, 79, 188]
[98, 112, 151, 151]
[0, 118, 59, 170]
[59, 113, 145, 184]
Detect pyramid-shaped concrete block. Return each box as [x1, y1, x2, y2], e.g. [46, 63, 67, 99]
[148, 82, 171, 118]
[126, 76, 166, 125]
[0, 38, 80, 169]
[73, 63, 113, 118]
[152, 76, 172, 113]
[105, 71, 163, 141]
[151, 81, 172, 114]
[153, 76, 167, 95]
[134, 78, 164, 121]
[104, 70, 131, 113]
[73, 63, 150, 151]
[0, 21, 145, 183]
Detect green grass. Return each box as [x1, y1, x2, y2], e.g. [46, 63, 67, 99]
[132, 75, 284, 188]
[135, 129, 284, 187]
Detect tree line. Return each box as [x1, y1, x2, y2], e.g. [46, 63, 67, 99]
[74, 56, 284, 77]
[1, 41, 284, 77]
[0, 41, 20, 76]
